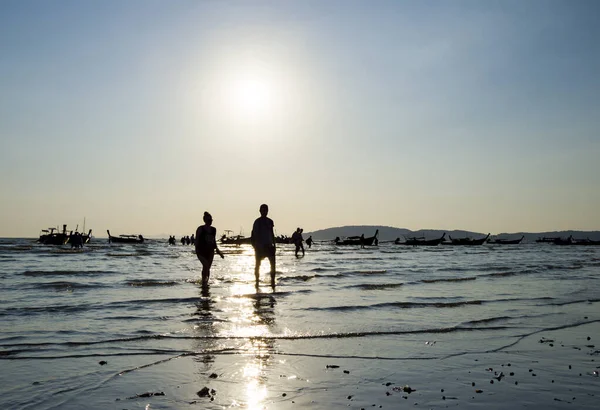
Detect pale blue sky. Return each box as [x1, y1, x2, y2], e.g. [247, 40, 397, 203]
[1, 0, 598, 237]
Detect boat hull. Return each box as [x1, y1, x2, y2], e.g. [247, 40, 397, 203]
[447, 233, 491, 246]
[396, 233, 446, 246]
[335, 230, 379, 246]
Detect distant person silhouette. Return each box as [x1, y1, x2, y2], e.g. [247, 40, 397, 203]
[195, 211, 224, 288]
[293, 228, 305, 257]
[360, 234, 365, 249]
[306, 235, 313, 248]
[251, 204, 276, 288]
[291, 228, 300, 257]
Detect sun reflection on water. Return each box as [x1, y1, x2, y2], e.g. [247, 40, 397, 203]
[231, 282, 277, 409]
[201, 244, 282, 408]
[242, 338, 271, 409]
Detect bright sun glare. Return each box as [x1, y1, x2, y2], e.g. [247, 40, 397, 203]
[223, 63, 281, 123]
[233, 77, 273, 117]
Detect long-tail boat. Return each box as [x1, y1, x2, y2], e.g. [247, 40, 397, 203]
[447, 233, 490, 246]
[67, 229, 93, 245]
[536, 237, 560, 243]
[38, 225, 70, 245]
[395, 233, 446, 246]
[487, 235, 524, 245]
[573, 238, 600, 245]
[219, 234, 252, 245]
[334, 230, 379, 246]
[107, 230, 145, 244]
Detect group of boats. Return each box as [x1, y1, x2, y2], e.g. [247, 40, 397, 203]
[537, 235, 600, 246]
[38, 225, 599, 247]
[37, 225, 144, 245]
[218, 232, 300, 245]
[393, 232, 493, 246]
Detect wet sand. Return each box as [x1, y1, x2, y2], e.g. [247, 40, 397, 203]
[46, 320, 598, 409]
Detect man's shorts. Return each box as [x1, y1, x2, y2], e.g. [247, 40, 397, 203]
[255, 245, 276, 260]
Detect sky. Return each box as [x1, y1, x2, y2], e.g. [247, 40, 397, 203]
[1, 0, 599, 238]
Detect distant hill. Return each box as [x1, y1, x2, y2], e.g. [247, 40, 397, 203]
[304, 225, 600, 242]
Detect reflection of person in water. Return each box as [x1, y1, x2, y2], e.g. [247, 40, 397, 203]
[195, 211, 224, 288]
[251, 204, 276, 288]
[249, 293, 277, 383]
[253, 293, 276, 326]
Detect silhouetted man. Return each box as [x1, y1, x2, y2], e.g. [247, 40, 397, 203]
[251, 204, 276, 288]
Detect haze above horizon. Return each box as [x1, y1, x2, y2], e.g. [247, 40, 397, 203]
[1, 0, 599, 238]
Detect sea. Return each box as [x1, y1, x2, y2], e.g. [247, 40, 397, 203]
[1, 238, 599, 409]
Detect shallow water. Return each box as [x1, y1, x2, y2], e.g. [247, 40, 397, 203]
[1, 238, 599, 409]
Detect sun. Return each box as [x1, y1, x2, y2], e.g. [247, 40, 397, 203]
[232, 76, 273, 119]
[221, 62, 281, 123]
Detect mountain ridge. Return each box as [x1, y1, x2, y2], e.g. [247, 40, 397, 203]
[304, 225, 600, 242]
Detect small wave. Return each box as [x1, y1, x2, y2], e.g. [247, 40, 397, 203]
[461, 312, 558, 327]
[478, 265, 513, 272]
[108, 297, 205, 307]
[278, 275, 315, 282]
[484, 271, 517, 278]
[421, 277, 477, 284]
[347, 269, 387, 275]
[310, 267, 333, 272]
[0, 325, 512, 351]
[436, 267, 471, 273]
[22, 269, 116, 277]
[1, 303, 94, 316]
[315, 273, 345, 278]
[31, 281, 105, 291]
[543, 298, 600, 307]
[461, 316, 514, 326]
[544, 264, 584, 271]
[351, 283, 404, 290]
[103, 315, 161, 321]
[306, 300, 483, 312]
[481, 268, 539, 278]
[125, 279, 179, 287]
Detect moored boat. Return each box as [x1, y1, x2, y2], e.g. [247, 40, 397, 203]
[447, 233, 490, 246]
[395, 233, 446, 246]
[67, 229, 93, 245]
[38, 225, 70, 245]
[536, 237, 560, 243]
[107, 230, 145, 244]
[334, 230, 379, 246]
[573, 238, 600, 245]
[487, 235, 524, 245]
[552, 236, 573, 246]
[219, 234, 252, 245]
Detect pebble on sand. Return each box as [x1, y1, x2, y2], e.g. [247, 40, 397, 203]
[197, 387, 214, 398]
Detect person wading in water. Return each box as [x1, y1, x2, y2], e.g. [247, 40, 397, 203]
[251, 204, 276, 288]
[195, 211, 224, 288]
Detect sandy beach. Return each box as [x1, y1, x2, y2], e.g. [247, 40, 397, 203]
[5, 320, 594, 409]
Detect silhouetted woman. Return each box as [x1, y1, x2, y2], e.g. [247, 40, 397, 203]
[195, 211, 224, 288]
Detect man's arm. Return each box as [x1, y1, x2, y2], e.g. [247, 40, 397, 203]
[270, 220, 276, 246]
[251, 219, 257, 247]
